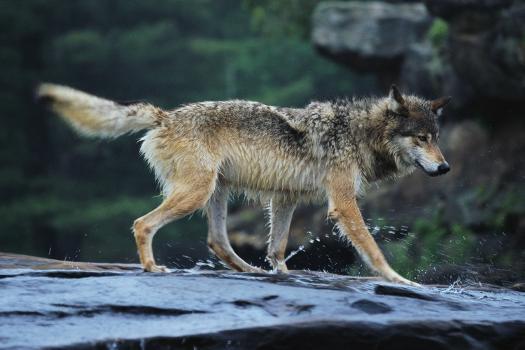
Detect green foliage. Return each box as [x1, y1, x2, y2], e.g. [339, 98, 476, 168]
[243, 0, 324, 39]
[382, 214, 476, 280]
[427, 18, 449, 48]
[488, 186, 525, 229]
[53, 31, 110, 65]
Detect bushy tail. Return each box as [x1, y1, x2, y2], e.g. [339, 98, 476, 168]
[36, 83, 166, 138]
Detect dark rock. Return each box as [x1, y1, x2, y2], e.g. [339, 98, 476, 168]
[312, 2, 432, 71]
[399, 43, 476, 105]
[68, 321, 525, 350]
[399, 43, 437, 98]
[513, 283, 525, 292]
[351, 299, 393, 314]
[448, 28, 525, 101]
[422, 1, 525, 102]
[417, 263, 523, 287]
[0, 251, 141, 271]
[1, 253, 524, 349]
[375, 284, 438, 301]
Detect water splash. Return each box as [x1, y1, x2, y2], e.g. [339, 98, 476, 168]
[193, 259, 216, 270]
[440, 278, 465, 295]
[285, 245, 305, 263]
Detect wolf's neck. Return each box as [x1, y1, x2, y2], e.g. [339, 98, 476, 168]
[300, 99, 402, 182]
[343, 99, 401, 182]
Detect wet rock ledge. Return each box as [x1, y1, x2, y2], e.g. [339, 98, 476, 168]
[1, 253, 524, 349]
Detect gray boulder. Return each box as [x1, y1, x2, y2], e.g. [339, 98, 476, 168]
[312, 2, 432, 71]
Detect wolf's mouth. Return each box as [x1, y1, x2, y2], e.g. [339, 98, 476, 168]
[415, 160, 441, 177]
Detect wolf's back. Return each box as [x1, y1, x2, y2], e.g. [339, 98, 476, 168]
[37, 83, 166, 138]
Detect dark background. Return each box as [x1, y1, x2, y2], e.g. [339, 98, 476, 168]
[1, 0, 523, 285]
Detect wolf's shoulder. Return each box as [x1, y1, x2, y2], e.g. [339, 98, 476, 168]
[272, 101, 336, 133]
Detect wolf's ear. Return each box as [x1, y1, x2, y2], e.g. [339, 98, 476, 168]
[431, 96, 452, 116]
[388, 84, 406, 113]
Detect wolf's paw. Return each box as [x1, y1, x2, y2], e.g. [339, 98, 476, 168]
[389, 275, 422, 287]
[144, 262, 171, 273]
[266, 255, 289, 274]
[244, 266, 266, 274]
[271, 261, 289, 274]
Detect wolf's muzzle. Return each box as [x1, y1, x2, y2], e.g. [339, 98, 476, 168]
[416, 160, 450, 177]
[427, 162, 450, 177]
[437, 162, 450, 175]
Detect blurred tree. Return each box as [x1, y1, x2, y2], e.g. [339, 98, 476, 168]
[243, 0, 328, 39]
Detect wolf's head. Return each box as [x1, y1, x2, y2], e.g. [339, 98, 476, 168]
[386, 85, 451, 177]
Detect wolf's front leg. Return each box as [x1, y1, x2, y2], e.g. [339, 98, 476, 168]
[327, 173, 421, 287]
[266, 197, 297, 273]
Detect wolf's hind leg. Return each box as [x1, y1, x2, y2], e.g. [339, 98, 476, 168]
[206, 188, 264, 273]
[266, 196, 296, 273]
[133, 169, 217, 272]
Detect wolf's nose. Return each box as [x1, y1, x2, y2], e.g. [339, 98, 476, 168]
[437, 162, 450, 174]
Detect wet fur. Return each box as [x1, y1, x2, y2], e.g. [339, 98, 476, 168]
[37, 83, 448, 285]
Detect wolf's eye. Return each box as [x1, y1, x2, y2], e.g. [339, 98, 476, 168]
[417, 135, 427, 142]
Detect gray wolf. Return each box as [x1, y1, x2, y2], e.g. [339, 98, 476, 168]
[37, 83, 451, 286]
